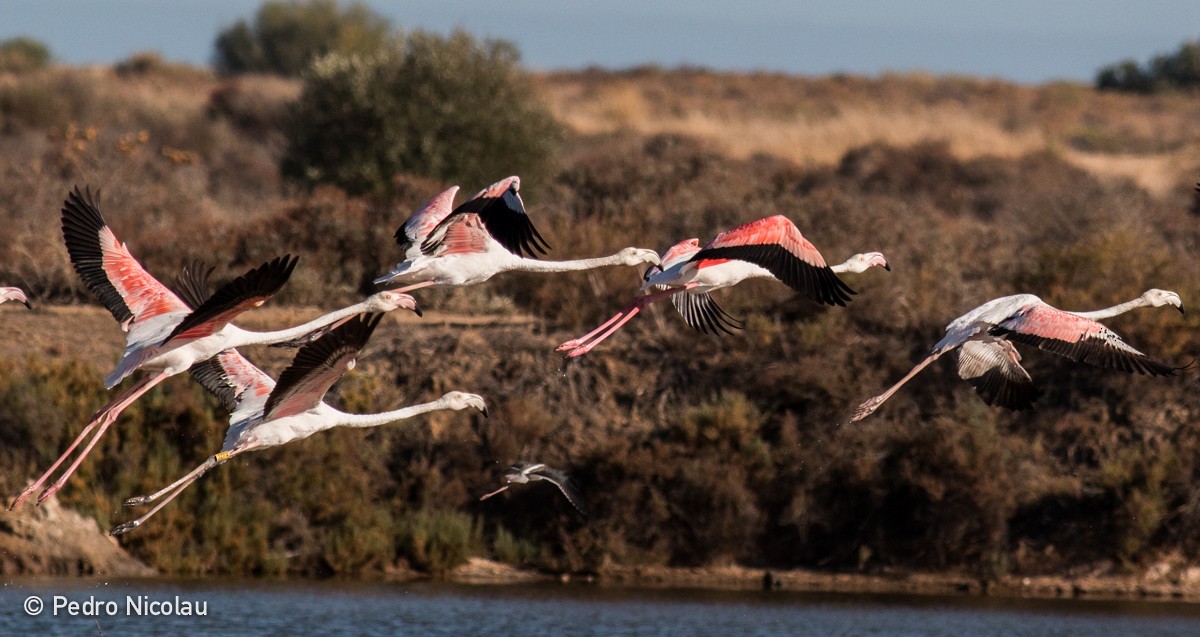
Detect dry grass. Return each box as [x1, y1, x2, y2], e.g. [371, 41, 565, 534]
[535, 70, 1200, 195]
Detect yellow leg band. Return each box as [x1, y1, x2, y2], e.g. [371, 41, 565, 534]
[214, 451, 234, 462]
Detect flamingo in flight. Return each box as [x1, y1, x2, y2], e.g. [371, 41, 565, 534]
[556, 215, 890, 357]
[9, 187, 421, 510]
[846, 289, 1185, 424]
[1, 287, 31, 308]
[479, 461, 586, 514]
[111, 313, 488, 534]
[374, 176, 661, 291]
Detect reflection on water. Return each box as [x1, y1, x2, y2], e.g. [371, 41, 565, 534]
[3, 577, 1200, 636]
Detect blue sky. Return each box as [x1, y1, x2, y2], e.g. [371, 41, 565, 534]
[3, 1, 1199, 83]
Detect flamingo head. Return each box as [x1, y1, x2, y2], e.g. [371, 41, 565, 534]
[0, 287, 30, 309]
[842, 252, 891, 273]
[618, 247, 661, 267]
[1142, 288, 1184, 314]
[365, 290, 422, 317]
[441, 391, 488, 418]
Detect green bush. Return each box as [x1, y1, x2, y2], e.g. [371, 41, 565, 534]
[213, 0, 392, 76]
[396, 509, 479, 574]
[0, 37, 51, 73]
[281, 29, 563, 196]
[492, 525, 540, 567]
[1097, 39, 1200, 93]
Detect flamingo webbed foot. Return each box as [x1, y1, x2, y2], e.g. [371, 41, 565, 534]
[110, 520, 140, 536]
[847, 396, 886, 424]
[555, 338, 586, 352]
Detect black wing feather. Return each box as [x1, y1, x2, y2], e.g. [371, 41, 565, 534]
[990, 328, 1177, 377]
[188, 354, 242, 413]
[264, 313, 383, 419]
[671, 291, 744, 335]
[533, 466, 586, 515]
[423, 184, 549, 258]
[170, 260, 215, 310]
[691, 244, 854, 306]
[963, 367, 1040, 410]
[61, 186, 135, 326]
[162, 255, 297, 343]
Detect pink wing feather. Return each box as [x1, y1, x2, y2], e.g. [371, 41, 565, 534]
[700, 216, 829, 267]
[690, 215, 854, 306]
[396, 185, 460, 251]
[61, 186, 189, 332]
[428, 214, 492, 256]
[990, 303, 1176, 376]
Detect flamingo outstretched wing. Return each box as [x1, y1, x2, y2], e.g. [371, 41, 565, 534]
[956, 340, 1039, 409]
[422, 176, 550, 258]
[61, 186, 190, 332]
[263, 313, 383, 420]
[0, 287, 30, 308]
[689, 215, 854, 306]
[162, 255, 298, 343]
[395, 185, 460, 254]
[989, 304, 1176, 376]
[532, 465, 586, 514]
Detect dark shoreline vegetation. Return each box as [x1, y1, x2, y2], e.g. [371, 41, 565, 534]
[0, 59, 1198, 585]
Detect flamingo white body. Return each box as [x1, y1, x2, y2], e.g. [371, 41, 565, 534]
[847, 289, 1184, 424]
[0, 287, 30, 308]
[102, 291, 417, 388]
[374, 176, 659, 291]
[111, 314, 487, 535]
[9, 187, 420, 510]
[558, 215, 890, 356]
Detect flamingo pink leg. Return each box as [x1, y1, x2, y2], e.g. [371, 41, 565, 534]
[36, 372, 170, 506]
[846, 352, 945, 425]
[13, 372, 168, 508]
[478, 485, 510, 501]
[555, 307, 634, 352]
[111, 452, 235, 536]
[562, 285, 696, 358]
[565, 306, 645, 358]
[9, 374, 159, 509]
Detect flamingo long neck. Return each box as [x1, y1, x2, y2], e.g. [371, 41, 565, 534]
[829, 257, 867, 274]
[1072, 296, 1150, 320]
[334, 397, 454, 429]
[509, 253, 629, 273]
[228, 301, 368, 347]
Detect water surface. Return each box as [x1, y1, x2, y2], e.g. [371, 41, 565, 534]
[3, 577, 1200, 636]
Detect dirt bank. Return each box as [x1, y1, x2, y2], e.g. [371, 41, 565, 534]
[0, 498, 154, 577]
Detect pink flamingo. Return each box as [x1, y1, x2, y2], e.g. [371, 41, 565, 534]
[9, 187, 421, 510]
[374, 176, 661, 291]
[111, 314, 487, 534]
[556, 216, 890, 357]
[1, 287, 31, 308]
[847, 289, 1185, 424]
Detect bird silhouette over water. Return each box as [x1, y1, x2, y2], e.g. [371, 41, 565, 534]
[480, 461, 585, 514]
